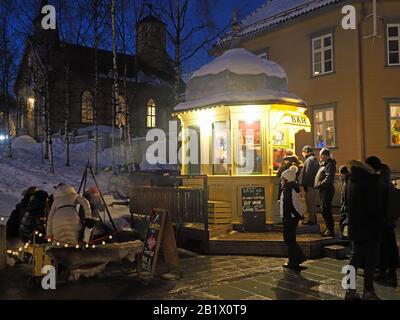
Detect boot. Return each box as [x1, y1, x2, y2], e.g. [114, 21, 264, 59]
[362, 290, 381, 300]
[345, 289, 361, 300]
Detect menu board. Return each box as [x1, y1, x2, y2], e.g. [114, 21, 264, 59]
[140, 210, 166, 274]
[241, 186, 266, 214]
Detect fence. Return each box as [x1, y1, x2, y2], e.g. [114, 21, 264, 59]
[128, 175, 209, 249]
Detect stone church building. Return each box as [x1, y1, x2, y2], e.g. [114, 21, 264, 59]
[14, 9, 177, 141]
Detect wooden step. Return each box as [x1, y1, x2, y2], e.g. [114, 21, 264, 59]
[323, 244, 350, 260]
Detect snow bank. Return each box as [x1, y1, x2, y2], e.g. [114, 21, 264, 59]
[191, 48, 287, 79]
[11, 135, 38, 150]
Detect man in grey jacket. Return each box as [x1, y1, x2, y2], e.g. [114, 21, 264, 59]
[299, 146, 319, 225]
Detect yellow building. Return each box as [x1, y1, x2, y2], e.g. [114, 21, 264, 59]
[174, 48, 311, 223]
[212, 0, 400, 173]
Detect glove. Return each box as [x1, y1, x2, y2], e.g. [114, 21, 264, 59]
[84, 218, 96, 229]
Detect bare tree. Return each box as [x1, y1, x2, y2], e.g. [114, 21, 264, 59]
[0, 0, 17, 159]
[154, 0, 229, 102]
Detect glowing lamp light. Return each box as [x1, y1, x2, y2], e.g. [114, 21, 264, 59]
[109, 236, 113, 240]
[56, 242, 61, 246]
[242, 105, 261, 124]
[75, 245, 80, 249]
[102, 241, 106, 245]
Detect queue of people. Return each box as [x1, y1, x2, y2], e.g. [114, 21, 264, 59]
[6, 183, 105, 247]
[278, 147, 399, 299]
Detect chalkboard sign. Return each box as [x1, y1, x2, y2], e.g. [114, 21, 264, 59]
[241, 186, 266, 214]
[140, 209, 181, 277]
[140, 210, 166, 274]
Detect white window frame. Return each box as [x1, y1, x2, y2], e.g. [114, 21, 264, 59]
[312, 33, 334, 76]
[387, 24, 400, 66]
[313, 106, 336, 149]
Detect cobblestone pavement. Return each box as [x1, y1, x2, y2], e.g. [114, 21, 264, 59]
[1, 252, 400, 300]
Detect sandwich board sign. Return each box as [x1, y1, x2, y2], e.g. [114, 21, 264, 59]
[140, 209, 181, 277]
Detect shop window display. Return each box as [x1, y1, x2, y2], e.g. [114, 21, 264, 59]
[237, 120, 262, 175]
[213, 121, 229, 175]
[390, 104, 400, 146]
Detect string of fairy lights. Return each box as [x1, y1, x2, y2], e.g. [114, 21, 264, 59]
[2, 215, 135, 258]
[6, 232, 116, 257]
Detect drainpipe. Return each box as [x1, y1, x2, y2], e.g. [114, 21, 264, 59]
[357, 2, 367, 160]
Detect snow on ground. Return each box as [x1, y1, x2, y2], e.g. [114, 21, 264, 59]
[0, 136, 117, 217]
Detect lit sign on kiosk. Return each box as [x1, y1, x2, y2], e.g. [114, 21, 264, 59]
[280, 114, 311, 128]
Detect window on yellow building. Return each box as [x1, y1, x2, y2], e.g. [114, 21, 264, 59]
[146, 99, 156, 128]
[312, 34, 333, 76]
[313, 107, 336, 149]
[390, 103, 400, 146]
[81, 90, 94, 124]
[387, 24, 400, 65]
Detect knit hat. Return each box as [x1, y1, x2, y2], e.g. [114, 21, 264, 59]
[281, 165, 299, 182]
[302, 145, 313, 154]
[320, 148, 331, 157]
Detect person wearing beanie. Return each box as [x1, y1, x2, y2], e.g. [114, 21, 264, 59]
[299, 145, 319, 225]
[279, 165, 306, 271]
[314, 148, 336, 237]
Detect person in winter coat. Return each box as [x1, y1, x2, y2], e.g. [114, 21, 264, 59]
[6, 186, 38, 239]
[299, 145, 319, 225]
[46, 184, 92, 246]
[280, 165, 306, 271]
[19, 190, 49, 244]
[314, 148, 336, 237]
[339, 166, 350, 240]
[366, 156, 399, 287]
[345, 160, 385, 300]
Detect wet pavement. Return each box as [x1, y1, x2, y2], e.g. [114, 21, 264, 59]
[1, 252, 400, 300]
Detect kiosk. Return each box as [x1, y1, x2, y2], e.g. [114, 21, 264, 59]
[174, 48, 311, 225]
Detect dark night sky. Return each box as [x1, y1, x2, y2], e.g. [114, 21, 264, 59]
[185, 0, 267, 73]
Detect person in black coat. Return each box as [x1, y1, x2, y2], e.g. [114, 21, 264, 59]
[346, 160, 385, 300]
[299, 145, 319, 225]
[339, 166, 350, 239]
[19, 190, 49, 244]
[6, 186, 38, 239]
[314, 148, 336, 237]
[366, 156, 399, 287]
[279, 166, 306, 271]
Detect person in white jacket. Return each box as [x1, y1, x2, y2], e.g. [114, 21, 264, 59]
[46, 184, 92, 246]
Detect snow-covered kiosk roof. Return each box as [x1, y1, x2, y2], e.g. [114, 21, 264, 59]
[175, 48, 306, 112]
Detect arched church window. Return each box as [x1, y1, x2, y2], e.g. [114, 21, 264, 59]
[81, 90, 94, 124]
[116, 95, 127, 127]
[146, 99, 156, 128]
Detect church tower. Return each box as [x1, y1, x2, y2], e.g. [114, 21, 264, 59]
[136, 12, 168, 72]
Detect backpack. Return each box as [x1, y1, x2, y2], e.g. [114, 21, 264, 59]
[387, 185, 400, 220]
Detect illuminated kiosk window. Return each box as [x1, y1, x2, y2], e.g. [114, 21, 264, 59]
[271, 128, 290, 174]
[236, 120, 262, 175]
[146, 99, 156, 128]
[187, 126, 201, 175]
[312, 33, 333, 76]
[116, 95, 127, 127]
[212, 121, 229, 175]
[81, 90, 94, 124]
[390, 104, 400, 146]
[314, 107, 336, 148]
